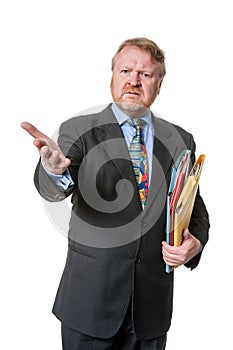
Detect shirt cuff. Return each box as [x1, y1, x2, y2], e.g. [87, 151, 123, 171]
[41, 161, 74, 190]
[199, 243, 203, 253]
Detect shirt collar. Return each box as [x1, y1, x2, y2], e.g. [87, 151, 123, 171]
[111, 102, 152, 128]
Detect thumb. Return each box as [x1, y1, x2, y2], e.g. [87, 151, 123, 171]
[183, 228, 191, 241]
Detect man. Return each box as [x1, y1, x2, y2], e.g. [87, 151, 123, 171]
[22, 37, 209, 350]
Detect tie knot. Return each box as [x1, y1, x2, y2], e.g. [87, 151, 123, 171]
[126, 118, 143, 128]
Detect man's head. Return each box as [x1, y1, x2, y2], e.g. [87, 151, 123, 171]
[110, 37, 166, 117]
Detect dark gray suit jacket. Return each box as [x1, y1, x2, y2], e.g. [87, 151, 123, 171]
[34, 104, 209, 340]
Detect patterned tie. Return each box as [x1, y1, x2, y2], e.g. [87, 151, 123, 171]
[126, 118, 149, 209]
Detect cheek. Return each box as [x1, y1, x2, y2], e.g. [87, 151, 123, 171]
[111, 78, 124, 97]
[142, 85, 160, 106]
[144, 85, 157, 99]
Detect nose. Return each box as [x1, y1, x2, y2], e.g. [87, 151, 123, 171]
[127, 72, 141, 87]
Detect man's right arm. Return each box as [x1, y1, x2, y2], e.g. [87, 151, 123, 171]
[21, 121, 74, 201]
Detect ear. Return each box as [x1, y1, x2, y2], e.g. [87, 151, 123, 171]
[157, 78, 163, 95]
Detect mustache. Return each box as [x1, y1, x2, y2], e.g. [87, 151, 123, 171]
[123, 87, 142, 94]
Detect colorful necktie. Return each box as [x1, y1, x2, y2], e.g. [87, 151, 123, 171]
[126, 118, 149, 209]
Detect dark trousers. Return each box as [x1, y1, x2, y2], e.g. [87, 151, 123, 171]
[61, 306, 167, 350]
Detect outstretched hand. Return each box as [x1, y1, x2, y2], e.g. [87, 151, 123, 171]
[162, 229, 201, 268]
[21, 121, 71, 175]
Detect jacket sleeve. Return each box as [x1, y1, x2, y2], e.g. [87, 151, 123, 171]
[185, 133, 210, 269]
[175, 126, 210, 270]
[185, 189, 210, 269]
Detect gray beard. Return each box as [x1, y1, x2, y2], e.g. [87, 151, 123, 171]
[115, 102, 149, 118]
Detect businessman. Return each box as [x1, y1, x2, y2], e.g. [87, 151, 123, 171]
[22, 37, 209, 350]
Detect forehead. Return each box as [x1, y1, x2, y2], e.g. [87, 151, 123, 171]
[114, 45, 157, 70]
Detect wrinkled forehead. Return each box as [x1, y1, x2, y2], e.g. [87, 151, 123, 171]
[114, 45, 159, 71]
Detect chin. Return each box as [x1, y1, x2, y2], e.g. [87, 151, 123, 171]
[115, 102, 149, 117]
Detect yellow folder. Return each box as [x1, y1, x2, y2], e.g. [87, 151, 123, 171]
[173, 154, 205, 246]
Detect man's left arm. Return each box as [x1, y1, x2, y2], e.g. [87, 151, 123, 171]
[162, 128, 210, 270]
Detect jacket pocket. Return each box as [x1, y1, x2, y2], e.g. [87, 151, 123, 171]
[68, 244, 97, 259]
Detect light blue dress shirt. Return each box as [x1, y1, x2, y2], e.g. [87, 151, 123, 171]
[43, 103, 155, 189]
[111, 103, 154, 183]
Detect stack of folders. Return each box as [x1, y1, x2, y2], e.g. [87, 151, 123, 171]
[165, 150, 206, 273]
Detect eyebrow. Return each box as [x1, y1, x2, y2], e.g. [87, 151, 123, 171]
[120, 65, 154, 73]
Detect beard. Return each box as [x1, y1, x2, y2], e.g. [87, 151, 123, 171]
[115, 101, 149, 118]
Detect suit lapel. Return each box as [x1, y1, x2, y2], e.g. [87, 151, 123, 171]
[95, 104, 133, 174]
[145, 114, 179, 212]
[94, 105, 141, 210]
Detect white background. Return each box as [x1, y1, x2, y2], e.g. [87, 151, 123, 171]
[1, 0, 232, 349]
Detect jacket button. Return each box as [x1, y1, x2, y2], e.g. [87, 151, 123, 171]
[135, 257, 141, 264]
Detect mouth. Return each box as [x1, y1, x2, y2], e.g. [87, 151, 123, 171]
[124, 91, 140, 96]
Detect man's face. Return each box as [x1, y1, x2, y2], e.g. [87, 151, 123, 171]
[110, 45, 163, 116]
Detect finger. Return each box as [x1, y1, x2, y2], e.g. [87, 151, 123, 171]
[64, 158, 71, 167]
[162, 252, 179, 266]
[33, 138, 48, 150]
[46, 150, 63, 165]
[41, 148, 71, 173]
[40, 146, 53, 160]
[162, 241, 170, 248]
[162, 250, 182, 266]
[182, 229, 194, 244]
[162, 242, 180, 256]
[21, 121, 49, 141]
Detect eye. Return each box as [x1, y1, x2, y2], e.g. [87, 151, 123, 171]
[120, 69, 130, 74]
[141, 72, 151, 78]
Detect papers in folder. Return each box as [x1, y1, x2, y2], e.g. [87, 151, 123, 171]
[165, 151, 205, 273]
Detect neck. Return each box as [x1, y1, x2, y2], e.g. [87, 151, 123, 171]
[114, 102, 149, 118]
